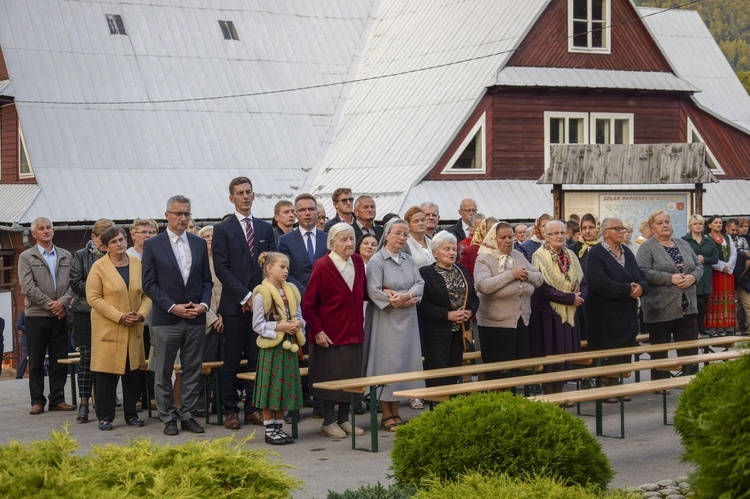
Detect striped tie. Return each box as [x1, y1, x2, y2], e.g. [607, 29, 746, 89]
[243, 218, 255, 258]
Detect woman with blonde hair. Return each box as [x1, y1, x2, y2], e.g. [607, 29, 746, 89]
[682, 214, 718, 337]
[402, 206, 435, 269]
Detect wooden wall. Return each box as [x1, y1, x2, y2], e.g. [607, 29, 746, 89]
[508, 0, 671, 71]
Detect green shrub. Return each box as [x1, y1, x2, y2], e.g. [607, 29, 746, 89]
[674, 358, 739, 447]
[0, 428, 302, 498]
[327, 482, 416, 499]
[391, 392, 613, 490]
[675, 350, 750, 499]
[415, 472, 639, 499]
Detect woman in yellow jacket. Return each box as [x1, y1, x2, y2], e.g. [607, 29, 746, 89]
[87, 226, 152, 431]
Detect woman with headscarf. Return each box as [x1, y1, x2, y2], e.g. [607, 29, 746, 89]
[458, 217, 498, 278]
[519, 214, 553, 262]
[303, 224, 367, 439]
[474, 222, 543, 379]
[568, 213, 600, 342]
[530, 220, 588, 394]
[363, 218, 425, 431]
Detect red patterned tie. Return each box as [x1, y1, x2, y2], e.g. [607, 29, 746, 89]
[243, 218, 255, 258]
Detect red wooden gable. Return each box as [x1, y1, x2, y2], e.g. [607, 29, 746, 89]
[508, 0, 671, 71]
[0, 46, 8, 80]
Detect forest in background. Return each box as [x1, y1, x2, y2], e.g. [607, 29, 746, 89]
[635, 0, 750, 94]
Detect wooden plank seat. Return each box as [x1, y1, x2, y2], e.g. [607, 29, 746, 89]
[580, 333, 650, 350]
[555, 335, 746, 366]
[237, 368, 308, 439]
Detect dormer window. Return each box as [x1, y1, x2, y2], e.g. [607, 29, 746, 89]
[569, 0, 610, 53]
[441, 113, 486, 174]
[106, 14, 127, 36]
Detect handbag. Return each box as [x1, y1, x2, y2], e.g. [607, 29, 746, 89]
[456, 268, 475, 352]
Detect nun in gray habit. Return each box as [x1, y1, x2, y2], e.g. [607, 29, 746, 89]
[364, 218, 425, 431]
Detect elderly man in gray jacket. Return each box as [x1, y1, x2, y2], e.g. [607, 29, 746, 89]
[18, 217, 76, 415]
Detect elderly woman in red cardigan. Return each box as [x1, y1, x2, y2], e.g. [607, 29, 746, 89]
[302, 223, 367, 439]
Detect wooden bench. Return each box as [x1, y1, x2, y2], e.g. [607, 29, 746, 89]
[529, 376, 696, 438]
[314, 356, 566, 452]
[394, 351, 741, 439]
[580, 333, 650, 350]
[173, 361, 225, 426]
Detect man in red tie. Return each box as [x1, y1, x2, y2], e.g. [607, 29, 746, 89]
[211, 177, 276, 429]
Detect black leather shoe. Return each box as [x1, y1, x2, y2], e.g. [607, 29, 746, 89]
[164, 420, 179, 436]
[181, 418, 205, 434]
[76, 404, 89, 423]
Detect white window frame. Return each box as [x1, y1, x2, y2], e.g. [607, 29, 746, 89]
[589, 113, 634, 145]
[687, 117, 725, 175]
[18, 124, 35, 179]
[544, 111, 589, 171]
[568, 0, 611, 54]
[442, 112, 486, 174]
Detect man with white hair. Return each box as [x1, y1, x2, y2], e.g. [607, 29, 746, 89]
[18, 217, 76, 415]
[420, 202, 441, 239]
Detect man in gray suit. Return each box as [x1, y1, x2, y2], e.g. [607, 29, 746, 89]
[142, 195, 213, 436]
[18, 217, 76, 415]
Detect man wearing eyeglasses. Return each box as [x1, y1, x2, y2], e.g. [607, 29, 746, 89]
[325, 187, 356, 232]
[142, 195, 213, 436]
[446, 198, 478, 242]
[211, 176, 276, 430]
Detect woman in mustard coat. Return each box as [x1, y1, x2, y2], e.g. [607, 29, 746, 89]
[87, 226, 151, 431]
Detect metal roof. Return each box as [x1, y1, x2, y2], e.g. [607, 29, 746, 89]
[0, 0, 374, 223]
[0, 79, 12, 96]
[308, 0, 550, 216]
[403, 179, 553, 222]
[539, 143, 717, 185]
[495, 67, 698, 93]
[703, 180, 750, 217]
[0, 184, 41, 224]
[639, 7, 750, 133]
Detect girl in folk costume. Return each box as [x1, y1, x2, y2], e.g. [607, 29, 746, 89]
[251, 252, 306, 445]
[705, 216, 736, 336]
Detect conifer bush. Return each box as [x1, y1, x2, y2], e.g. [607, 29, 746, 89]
[0, 429, 302, 498]
[674, 350, 750, 499]
[391, 392, 613, 490]
[415, 472, 639, 499]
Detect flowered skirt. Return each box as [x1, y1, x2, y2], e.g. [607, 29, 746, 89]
[705, 269, 736, 329]
[252, 343, 302, 411]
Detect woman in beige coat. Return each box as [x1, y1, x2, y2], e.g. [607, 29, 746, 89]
[87, 226, 151, 431]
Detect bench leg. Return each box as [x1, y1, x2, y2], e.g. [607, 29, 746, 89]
[663, 390, 668, 426]
[619, 397, 625, 439]
[369, 386, 378, 453]
[203, 373, 211, 425]
[350, 395, 357, 450]
[595, 399, 603, 437]
[215, 367, 223, 425]
[292, 409, 299, 439]
[145, 372, 153, 419]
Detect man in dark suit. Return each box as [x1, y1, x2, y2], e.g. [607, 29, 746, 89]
[211, 176, 276, 430]
[446, 198, 478, 242]
[278, 193, 329, 296]
[142, 195, 213, 436]
[324, 187, 355, 231]
[351, 195, 384, 242]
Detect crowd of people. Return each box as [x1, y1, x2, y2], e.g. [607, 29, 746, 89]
[16, 179, 750, 445]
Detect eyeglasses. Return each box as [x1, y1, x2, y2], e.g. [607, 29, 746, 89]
[167, 211, 192, 218]
[134, 230, 157, 235]
[459, 208, 478, 213]
[391, 231, 409, 238]
[604, 226, 627, 232]
[545, 232, 566, 237]
[336, 197, 355, 204]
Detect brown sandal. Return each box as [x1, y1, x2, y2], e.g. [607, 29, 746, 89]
[381, 416, 399, 432]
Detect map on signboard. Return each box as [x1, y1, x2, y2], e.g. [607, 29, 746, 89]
[599, 193, 689, 237]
